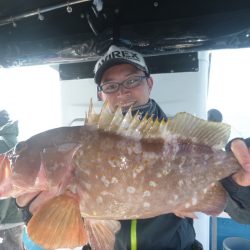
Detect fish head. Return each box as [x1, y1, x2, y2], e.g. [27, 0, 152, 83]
[9, 141, 42, 186]
[0, 142, 36, 197]
[1, 128, 82, 197]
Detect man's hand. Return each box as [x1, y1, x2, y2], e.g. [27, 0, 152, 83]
[231, 139, 250, 186]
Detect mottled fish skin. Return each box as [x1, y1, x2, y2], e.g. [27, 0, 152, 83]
[74, 128, 240, 219]
[0, 121, 240, 218]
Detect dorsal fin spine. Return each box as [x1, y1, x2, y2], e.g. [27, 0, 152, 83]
[85, 103, 231, 149]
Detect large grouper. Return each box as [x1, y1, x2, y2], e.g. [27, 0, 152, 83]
[0, 101, 240, 249]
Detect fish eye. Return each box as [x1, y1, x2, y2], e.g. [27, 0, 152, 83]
[14, 141, 28, 154]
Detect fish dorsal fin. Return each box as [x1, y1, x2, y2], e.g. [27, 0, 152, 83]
[166, 112, 231, 149]
[85, 102, 231, 148]
[116, 107, 134, 136]
[0, 154, 12, 183]
[98, 101, 115, 129]
[85, 99, 99, 126]
[107, 106, 124, 132]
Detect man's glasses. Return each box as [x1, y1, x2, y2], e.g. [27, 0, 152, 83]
[99, 75, 148, 94]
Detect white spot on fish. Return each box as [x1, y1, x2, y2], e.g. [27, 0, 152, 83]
[101, 191, 114, 197]
[178, 166, 184, 174]
[59, 163, 67, 170]
[133, 144, 142, 154]
[96, 157, 102, 163]
[84, 183, 91, 190]
[153, 172, 162, 178]
[136, 165, 144, 173]
[96, 196, 103, 204]
[149, 181, 157, 187]
[127, 147, 132, 155]
[133, 165, 144, 178]
[83, 169, 91, 176]
[70, 184, 77, 193]
[58, 143, 77, 152]
[178, 156, 186, 173]
[108, 160, 117, 168]
[178, 180, 184, 186]
[144, 152, 158, 160]
[143, 202, 151, 208]
[215, 161, 222, 165]
[192, 197, 198, 206]
[204, 154, 210, 160]
[117, 141, 128, 149]
[111, 177, 118, 184]
[185, 203, 191, 208]
[162, 165, 171, 175]
[120, 156, 128, 170]
[156, 172, 162, 178]
[174, 195, 178, 200]
[203, 188, 208, 194]
[127, 186, 136, 194]
[78, 150, 84, 156]
[101, 176, 110, 187]
[127, 144, 142, 155]
[50, 163, 60, 171]
[143, 191, 151, 197]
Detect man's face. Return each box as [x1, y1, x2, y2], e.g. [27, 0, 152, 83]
[98, 64, 153, 112]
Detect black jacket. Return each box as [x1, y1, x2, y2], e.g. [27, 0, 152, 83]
[115, 215, 195, 250]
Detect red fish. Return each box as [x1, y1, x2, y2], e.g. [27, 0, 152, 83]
[0, 102, 240, 249]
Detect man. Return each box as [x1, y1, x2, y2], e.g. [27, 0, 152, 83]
[17, 45, 250, 250]
[94, 45, 196, 250]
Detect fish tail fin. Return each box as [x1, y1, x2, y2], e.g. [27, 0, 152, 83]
[27, 194, 88, 249]
[0, 154, 11, 183]
[84, 219, 121, 250]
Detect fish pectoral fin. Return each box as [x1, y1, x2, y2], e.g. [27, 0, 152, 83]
[84, 219, 121, 250]
[0, 154, 11, 183]
[27, 194, 88, 249]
